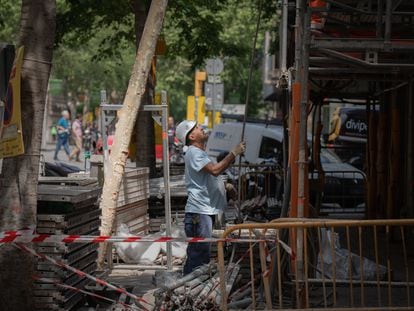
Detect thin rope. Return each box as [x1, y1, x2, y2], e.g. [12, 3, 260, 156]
[237, 0, 263, 223]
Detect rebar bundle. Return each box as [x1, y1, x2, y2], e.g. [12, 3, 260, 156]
[154, 263, 240, 310]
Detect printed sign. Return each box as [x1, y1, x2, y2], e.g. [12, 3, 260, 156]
[0, 46, 25, 158]
[339, 108, 368, 138]
[343, 117, 368, 137]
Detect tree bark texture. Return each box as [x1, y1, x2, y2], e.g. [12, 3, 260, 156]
[134, 0, 157, 178]
[97, 0, 168, 269]
[0, 1, 55, 310]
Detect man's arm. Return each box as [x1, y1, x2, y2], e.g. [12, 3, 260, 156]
[202, 141, 246, 176]
[202, 152, 236, 176]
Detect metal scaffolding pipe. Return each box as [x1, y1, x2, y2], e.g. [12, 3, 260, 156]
[406, 79, 414, 218]
[324, 0, 368, 14]
[280, 0, 288, 72]
[376, 0, 384, 38]
[311, 39, 414, 51]
[384, 0, 392, 42]
[317, 48, 414, 69]
[294, 0, 303, 75]
[298, 5, 310, 220]
[296, 2, 311, 308]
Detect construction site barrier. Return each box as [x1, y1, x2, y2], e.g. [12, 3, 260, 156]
[217, 218, 414, 310]
[0, 233, 262, 244]
[14, 242, 152, 310]
[236, 165, 368, 219]
[5, 218, 413, 310]
[235, 165, 284, 221]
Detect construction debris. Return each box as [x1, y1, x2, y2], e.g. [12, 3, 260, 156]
[153, 263, 240, 311]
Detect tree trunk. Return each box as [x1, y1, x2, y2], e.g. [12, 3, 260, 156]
[134, 0, 157, 178]
[97, 0, 168, 269]
[0, 1, 55, 310]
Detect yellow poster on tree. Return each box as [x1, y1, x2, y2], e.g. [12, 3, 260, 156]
[0, 46, 24, 158]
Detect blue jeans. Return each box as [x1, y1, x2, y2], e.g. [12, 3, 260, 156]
[183, 213, 213, 275]
[54, 135, 70, 159]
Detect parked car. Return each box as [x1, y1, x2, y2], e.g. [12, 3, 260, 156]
[206, 122, 365, 210]
[311, 148, 366, 209]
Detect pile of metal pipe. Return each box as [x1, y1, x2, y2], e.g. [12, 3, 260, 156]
[154, 263, 241, 310]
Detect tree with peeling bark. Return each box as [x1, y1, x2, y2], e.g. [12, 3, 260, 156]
[0, 1, 56, 310]
[97, 0, 168, 268]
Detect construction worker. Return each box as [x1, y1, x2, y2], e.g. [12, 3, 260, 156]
[175, 120, 246, 275]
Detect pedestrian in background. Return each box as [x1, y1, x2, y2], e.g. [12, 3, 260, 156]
[70, 113, 83, 162]
[168, 116, 176, 154]
[175, 120, 246, 275]
[50, 124, 57, 142]
[53, 110, 71, 161]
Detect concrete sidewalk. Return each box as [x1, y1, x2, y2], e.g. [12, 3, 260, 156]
[41, 142, 89, 171]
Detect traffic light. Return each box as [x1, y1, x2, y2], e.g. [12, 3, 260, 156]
[194, 70, 206, 97]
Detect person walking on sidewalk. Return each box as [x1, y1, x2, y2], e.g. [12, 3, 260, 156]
[175, 120, 246, 275]
[69, 113, 83, 162]
[53, 110, 71, 161]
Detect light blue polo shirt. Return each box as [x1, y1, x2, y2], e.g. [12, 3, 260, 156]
[184, 145, 226, 215]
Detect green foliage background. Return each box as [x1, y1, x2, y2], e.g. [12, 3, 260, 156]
[1, 0, 279, 121]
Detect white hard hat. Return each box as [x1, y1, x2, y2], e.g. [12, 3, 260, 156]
[176, 120, 197, 145]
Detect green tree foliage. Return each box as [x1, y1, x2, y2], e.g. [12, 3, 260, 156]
[55, 0, 137, 59]
[0, 0, 21, 43]
[52, 0, 138, 109]
[1, 1, 279, 119]
[159, 0, 278, 120]
[52, 32, 135, 109]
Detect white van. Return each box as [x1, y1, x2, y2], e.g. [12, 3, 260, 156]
[205, 122, 284, 164]
[206, 122, 366, 210]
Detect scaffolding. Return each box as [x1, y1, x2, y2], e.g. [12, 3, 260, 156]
[278, 0, 414, 220]
[274, 3, 414, 309]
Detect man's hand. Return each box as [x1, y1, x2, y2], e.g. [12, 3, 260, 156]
[231, 141, 246, 157]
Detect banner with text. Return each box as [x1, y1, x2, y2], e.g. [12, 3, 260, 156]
[0, 46, 24, 158]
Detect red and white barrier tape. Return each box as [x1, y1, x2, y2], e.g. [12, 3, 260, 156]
[33, 276, 143, 310]
[1, 233, 262, 244]
[2, 232, 294, 258]
[0, 226, 35, 237]
[15, 243, 153, 308]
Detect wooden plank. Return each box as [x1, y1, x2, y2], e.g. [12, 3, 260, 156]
[37, 209, 101, 229]
[118, 180, 148, 195]
[116, 203, 147, 216]
[124, 215, 148, 227]
[38, 176, 98, 186]
[37, 185, 101, 204]
[117, 192, 149, 205]
[115, 207, 147, 225]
